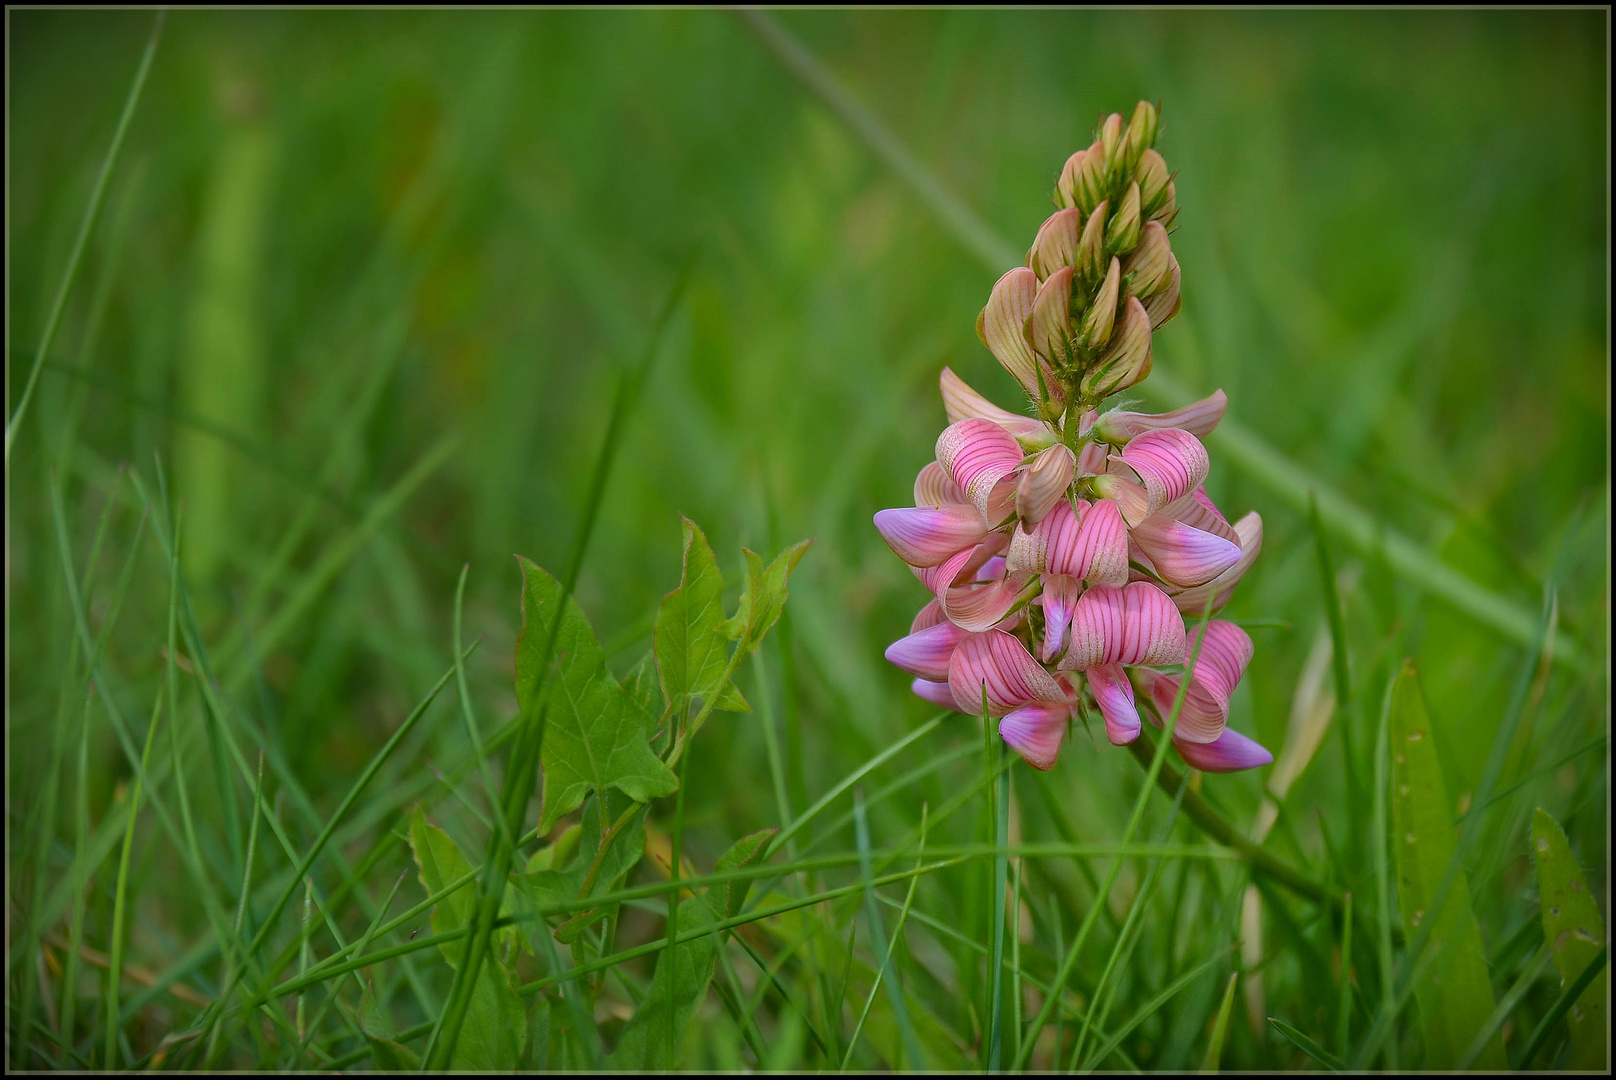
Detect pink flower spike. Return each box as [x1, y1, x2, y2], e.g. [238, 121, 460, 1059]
[874, 505, 987, 568]
[914, 461, 966, 508]
[937, 419, 1026, 520]
[911, 678, 960, 710]
[1169, 512, 1263, 615]
[1038, 574, 1081, 663]
[1049, 497, 1129, 587]
[999, 702, 1073, 770]
[1173, 728, 1272, 773]
[939, 368, 1050, 445]
[1016, 444, 1076, 526]
[1130, 516, 1242, 587]
[910, 598, 945, 634]
[1093, 389, 1228, 443]
[1118, 429, 1210, 517]
[1086, 662, 1142, 745]
[948, 630, 1066, 716]
[885, 622, 972, 681]
[1061, 581, 1186, 671]
[976, 268, 1046, 402]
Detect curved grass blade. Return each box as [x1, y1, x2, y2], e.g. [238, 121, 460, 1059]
[1267, 1016, 1344, 1071]
[1201, 972, 1239, 1072]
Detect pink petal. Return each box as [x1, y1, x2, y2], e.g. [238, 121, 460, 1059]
[1075, 440, 1110, 477]
[940, 569, 1033, 633]
[999, 702, 1073, 770]
[874, 505, 987, 568]
[1143, 620, 1253, 744]
[1092, 389, 1228, 443]
[1173, 728, 1272, 773]
[1089, 472, 1152, 527]
[911, 678, 960, 710]
[1028, 267, 1076, 365]
[1169, 512, 1263, 615]
[1061, 582, 1186, 671]
[1048, 497, 1129, 587]
[1016, 443, 1076, 526]
[1130, 515, 1242, 588]
[1086, 662, 1141, 745]
[939, 368, 1051, 445]
[1027, 208, 1083, 280]
[975, 554, 1007, 582]
[947, 629, 1066, 716]
[913, 534, 1007, 596]
[937, 419, 1026, 521]
[1038, 573, 1081, 663]
[1118, 429, 1210, 517]
[914, 461, 966, 508]
[885, 622, 971, 681]
[1164, 485, 1239, 544]
[1006, 498, 1073, 574]
[910, 598, 945, 634]
[976, 268, 1046, 402]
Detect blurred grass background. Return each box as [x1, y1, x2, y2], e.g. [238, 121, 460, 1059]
[7, 8, 1607, 1070]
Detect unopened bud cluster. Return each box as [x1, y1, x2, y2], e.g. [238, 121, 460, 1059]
[874, 102, 1271, 774]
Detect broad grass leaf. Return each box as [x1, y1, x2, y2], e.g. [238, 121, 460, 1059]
[720, 540, 813, 653]
[407, 808, 527, 1071]
[359, 982, 423, 1071]
[1389, 662, 1505, 1070]
[516, 556, 678, 832]
[1530, 807, 1607, 1069]
[656, 517, 749, 717]
[517, 792, 647, 945]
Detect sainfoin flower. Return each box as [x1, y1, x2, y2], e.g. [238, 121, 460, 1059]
[875, 101, 1270, 773]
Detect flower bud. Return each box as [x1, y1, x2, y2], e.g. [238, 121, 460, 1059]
[1122, 221, 1172, 298]
[1150, 181, 1178, 228]
[1122, 100, 1157, 172]
[1054, 149, 1089, 209]
[1105, 182, 1142, 256]
[1099, 112, 1126, 181]
[1076, 200, 1109, 283]
[1027, 266, 1075, 365]
[1135, 149, 1171, 215]
[1081, 296, 1152, 398]
[1075, 141, 1108, 215]
[1076, 257, 1121, 352]
[1142, 256, 1181, 330]
[1027, 208, 1082, 280]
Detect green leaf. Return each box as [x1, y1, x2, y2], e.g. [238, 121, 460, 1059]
[517, 792, 647, 945]
[1388, 662, 1505, 1070]
[1201, 972, 1238, 1072]
[1530, 807, 1608, 1069]
[655, 517, 750, 717]
[359, 982, 424, 1071]
[516, 556, 678, 833]
[720, 539, 812, 653]
[710, 827, 776, 920]
[408, 808, 526, 1071]
[620, 651, 667, 729]
[525, 822, 583, 874]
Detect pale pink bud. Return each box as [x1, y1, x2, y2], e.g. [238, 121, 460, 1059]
[1086, 662, 1142, 746]
[936, 419, 1025, 520]
[1060, 581, 1187, 672]
[1015, 444, 1076, 526]
[1123, 100, 1158, 172]
[1076, 201, 1109, 283]
[873, 505, 987, 567]
[1142, 256, 1181, 330]
[1081, 296, 1152, 398]
[1027, 266, 1076, 366]
[1099, 112, 1126, 179]
[977, 268, 1059, 405]
[1123, 221, 1173, 298]
[1104, 181, 1142, 256]
[999, 701, 1074, 770]
[1055, 148, 1087, 210]
[1150, 180, 1179, 228]
[1077, 257, 1121, 351]
[948, 629, 1066, 716]
[1135, 149, 1171, 216]
[1092, 389, 1227, 444]
[1028, 207, 1083, 280]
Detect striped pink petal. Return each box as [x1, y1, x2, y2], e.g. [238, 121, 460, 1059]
[1131, 515, 1242, 588]
[999, 702, 1073, 770]
[874, 505, 987, 568]
[1164, 485, 1239, 544]
[1038, 573, 1081, 663]
[1016, 443, 1075, 526]
[1049, 497, 1129, 586]
[911, 678, 960, 710]
[1027, 208, 1083, 280]
[910, 598, 945, 634]
[885, 622, 972, 681]
[913, 535, 1006, 596]
[1143, 620, 1253, 744]
[1118, 429, 1210, 517]
[1060, 582, 1186, 672]
[937, 419, 1026, 520]
[940, 569, 1033, 633]
[1076, 440, 1110, 477]
[1028, 267, 1076, 365]
[1092, 389, 1228, 443]
[1169, 512, 1263, 615]
[1172, 728, 1272, 773]
[976, 268, 1046, 402]
[1086, 662, 1142, 746]
[914, 461, 966, 508]
[939, 368, 1051, 445]
[948, 630, 1065, 716]
[1089, 472, 1152, 527]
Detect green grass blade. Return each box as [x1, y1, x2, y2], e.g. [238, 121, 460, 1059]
[1336, 891, 1354, 1058]
[842, 803, 928, 1069]
[1082, 945, 1237, 1070]
[1267, 1016, 1345, 1070]
[1513, 945, 1609, 1069]
[1528, 807, 1608, 1068]
[1201, 972, 1239, 1072]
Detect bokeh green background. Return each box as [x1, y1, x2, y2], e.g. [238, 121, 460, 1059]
[8, 8, 1608, 1070]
